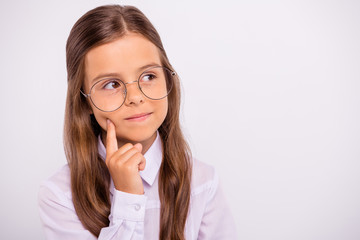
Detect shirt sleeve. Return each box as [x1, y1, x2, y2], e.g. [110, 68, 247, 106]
[38, 181, 147, 240]
[197, 171, 238, 240]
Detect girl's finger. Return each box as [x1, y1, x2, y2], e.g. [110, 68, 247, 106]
[112, 146, 140, 163]
[110, 141, 143, 162]
[133, 143, 142, 153]
[106, 119, 118, 160]
[126, 152, 146, 171]
[133, 143, 146, 171]
[138, 156, 146, 171]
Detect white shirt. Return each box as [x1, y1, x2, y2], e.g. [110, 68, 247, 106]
[38, 132, 237, 239]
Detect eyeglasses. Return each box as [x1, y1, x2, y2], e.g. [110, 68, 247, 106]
[80, 66, 176, 112]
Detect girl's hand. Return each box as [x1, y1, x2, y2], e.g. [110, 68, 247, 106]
[105, 119, 146, 195]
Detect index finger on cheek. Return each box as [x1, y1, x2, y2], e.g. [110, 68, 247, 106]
[106, 119, 118, 158]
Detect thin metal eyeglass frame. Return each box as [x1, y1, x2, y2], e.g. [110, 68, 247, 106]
[80, 66, 176, 112]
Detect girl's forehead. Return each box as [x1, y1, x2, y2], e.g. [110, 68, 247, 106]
[84, 33, 161, 83]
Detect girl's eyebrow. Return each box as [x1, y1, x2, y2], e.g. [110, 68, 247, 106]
[138, 62, 161, 72]
[90, 62, 161, 84]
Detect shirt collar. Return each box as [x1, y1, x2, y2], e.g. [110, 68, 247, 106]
[98, 132, 163, 192]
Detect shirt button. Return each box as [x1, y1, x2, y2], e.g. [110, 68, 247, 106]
[134, 204, 141, 211]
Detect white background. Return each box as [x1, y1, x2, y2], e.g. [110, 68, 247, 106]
[0, 0, 359, 239]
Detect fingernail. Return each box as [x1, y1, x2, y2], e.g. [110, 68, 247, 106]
[107, 119, 110, 125]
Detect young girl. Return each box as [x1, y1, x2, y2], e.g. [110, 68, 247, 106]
[38, 4, 237, 240]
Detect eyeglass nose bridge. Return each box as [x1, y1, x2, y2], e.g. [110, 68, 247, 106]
[124, 80, 139, 86]
[123, 79, 142, 95]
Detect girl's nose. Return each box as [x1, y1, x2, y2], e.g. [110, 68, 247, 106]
[124, 81, 144, 106]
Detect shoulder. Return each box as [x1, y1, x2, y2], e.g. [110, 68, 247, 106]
[191, 158, 217, 183]
[191, 158, 219, 198]
[38, 164, 73, 210]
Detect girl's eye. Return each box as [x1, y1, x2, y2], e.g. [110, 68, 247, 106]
[141, 73, 156, 82]
[103, 80, 121, 90]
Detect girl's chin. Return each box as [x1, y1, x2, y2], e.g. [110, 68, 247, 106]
[116, 130, 157, 143]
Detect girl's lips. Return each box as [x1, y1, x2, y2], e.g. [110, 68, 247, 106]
[125, 112, 152, 121]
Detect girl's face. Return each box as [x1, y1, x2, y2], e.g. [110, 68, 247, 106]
[83, 33, 168, 152]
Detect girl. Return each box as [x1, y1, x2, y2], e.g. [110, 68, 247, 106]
[38, 4, 237, 240]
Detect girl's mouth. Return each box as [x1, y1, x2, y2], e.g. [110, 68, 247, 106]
[125, 112, 152, 121]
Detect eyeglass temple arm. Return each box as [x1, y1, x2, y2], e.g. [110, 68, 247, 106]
[80, 89, 89, 98]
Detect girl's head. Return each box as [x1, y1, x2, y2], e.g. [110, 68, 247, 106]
[64, 5, 191, 240]
[66, 5, 180, 148]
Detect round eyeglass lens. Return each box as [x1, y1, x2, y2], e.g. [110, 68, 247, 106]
[90, 79, 126, 112]
[138, 66, 174, 100]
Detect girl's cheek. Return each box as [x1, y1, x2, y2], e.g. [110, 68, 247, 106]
[92, 111, 110, 131]
[98, 118, 107, 131]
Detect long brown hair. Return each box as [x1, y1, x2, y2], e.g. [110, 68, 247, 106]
[64, 4, 192, 240]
